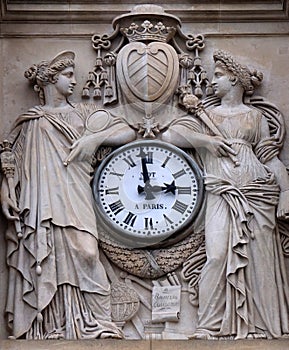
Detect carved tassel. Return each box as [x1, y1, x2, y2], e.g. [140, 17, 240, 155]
[194, 57, 202, 66]
[194, 86, 203, 98]
[82, 88, 90, 98]
[96, 57, 102, 67]
[93, 87, 102, 98]
[206, 85, 214, 96]
[36, 263, 42, 276]
[101, 70, 108, 81]
[37, 312, 43, 323]
[105, 85, 113, 97]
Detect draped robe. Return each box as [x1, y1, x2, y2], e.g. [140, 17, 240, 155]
[5, 104, 124, 339]
[193, 108, 289, 338]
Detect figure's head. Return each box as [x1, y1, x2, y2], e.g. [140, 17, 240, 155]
[24, 51, 76, 104]
[212, 50, 263, 97]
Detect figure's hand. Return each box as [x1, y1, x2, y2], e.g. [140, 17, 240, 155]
[205, 135, 237, 158]
[277, 189, 289, 220]
[2, 197, 20, 221]
[64, 134, 100, 165]
[1, 179, 20, 221]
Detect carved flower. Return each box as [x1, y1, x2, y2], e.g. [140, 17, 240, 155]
[122, 23, 139, 37]
[103, 52, 116, 66]
[128, 22, 139, 30]
[179, 54, 194, 69]
[156, 22, 166, 31]
[141, 20, 153, 30]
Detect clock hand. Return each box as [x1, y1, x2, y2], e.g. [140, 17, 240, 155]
[136, 147, 150, 184]
[136, 149, 176, 199]
[136, 147, 156, 200]
[138, 181, 176, 195]
[163, 180, 176, 195]
[138, 184, 161, 195]
[142, 158, 150, 184]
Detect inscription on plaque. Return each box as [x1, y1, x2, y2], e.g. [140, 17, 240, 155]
[152, 286, 181, 323]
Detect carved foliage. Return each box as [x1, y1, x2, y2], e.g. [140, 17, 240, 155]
[99, 230, 204, 279]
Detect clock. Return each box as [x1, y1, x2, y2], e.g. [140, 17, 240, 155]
[93, 140, 204, 248]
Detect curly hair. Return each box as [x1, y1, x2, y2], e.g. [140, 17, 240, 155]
[213, 50, 263, 96]
[24, 57, 75, 104]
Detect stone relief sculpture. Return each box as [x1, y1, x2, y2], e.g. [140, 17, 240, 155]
[0, 51, 135, 339]
[162, 50, 289, 339]
[2, 4, 289, 342]
[69, 5, 210, 282]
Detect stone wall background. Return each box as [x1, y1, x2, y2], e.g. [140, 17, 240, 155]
[0, 0, 289, 340]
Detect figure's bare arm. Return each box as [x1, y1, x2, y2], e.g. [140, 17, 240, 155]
[161, 124, 236, 158]
[65, 123, 136, 165]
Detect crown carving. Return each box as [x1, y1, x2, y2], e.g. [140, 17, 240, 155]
[121, 20, 176, 43]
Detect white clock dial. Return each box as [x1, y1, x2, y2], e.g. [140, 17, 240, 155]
[93, 140, 203, 248]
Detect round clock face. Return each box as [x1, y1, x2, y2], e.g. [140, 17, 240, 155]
[93, 140, 203, 248]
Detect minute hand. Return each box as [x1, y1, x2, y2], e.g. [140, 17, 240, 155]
[138, 148, 155, 200]
[141, 157, 150, 184]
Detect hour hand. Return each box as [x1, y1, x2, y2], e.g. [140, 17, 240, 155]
[163, 180, 176, 195]
[138, 181, 176, 196]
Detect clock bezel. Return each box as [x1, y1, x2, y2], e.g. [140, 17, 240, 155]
[92, 139, 204, 248]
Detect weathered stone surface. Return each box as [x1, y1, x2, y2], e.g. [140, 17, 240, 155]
[0, 340, 150, 350]
[1, 339, 289, 350]
[1, 1, 289, 344]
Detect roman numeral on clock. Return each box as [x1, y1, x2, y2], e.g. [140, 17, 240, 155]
[172, 200, 188, 214]
[136, 148, 153, 164]
[163, 214, 174, 226]
[145, 151, 153, 164]
[123, 212, 137, 227]
[109, 200, 124, 215]
[177, 186, 192, 195]
[105, 187, 119, 195]
[144, 217, 154, 230]
[173, 169, 186, 179]
[123, 155, 136, 168]
[161, 155, 171, 168]
[109, 170, 124, 180]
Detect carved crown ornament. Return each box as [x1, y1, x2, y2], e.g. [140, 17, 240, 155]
[82, 4, 210, 115]
[120, 20, 177, 43]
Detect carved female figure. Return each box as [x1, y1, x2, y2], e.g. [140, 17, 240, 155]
[162, 50, 289, 339]
[1, 51, 134, 339]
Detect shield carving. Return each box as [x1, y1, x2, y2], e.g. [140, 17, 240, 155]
[116, 42, 179, 112]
